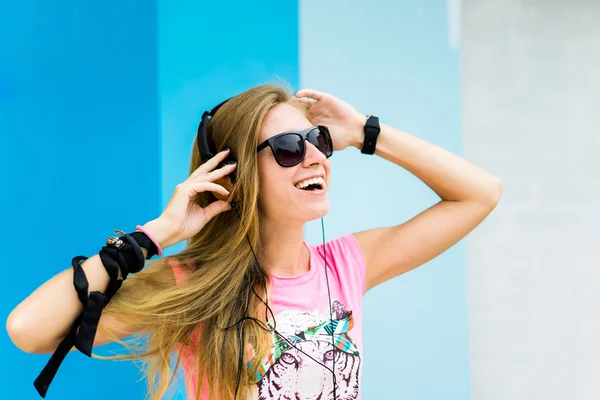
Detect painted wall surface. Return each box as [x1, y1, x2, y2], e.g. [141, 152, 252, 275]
[2, 1, 468, 399]
[1, 1, 159, 398]
[157, 0, 300, 240]
[463, 1, 600, 399]
[300, 1, 467, 399]
[157, 1, 299, 394]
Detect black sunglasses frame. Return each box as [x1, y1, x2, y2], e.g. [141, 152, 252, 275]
[256, 125, 333, 167]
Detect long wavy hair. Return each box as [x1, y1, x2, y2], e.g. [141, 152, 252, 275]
[97, 83, 310, 399]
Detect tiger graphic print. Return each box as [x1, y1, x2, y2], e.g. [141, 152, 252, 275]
[254, 300, 361, 399]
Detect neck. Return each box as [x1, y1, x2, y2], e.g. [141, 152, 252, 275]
[259, 218, 309, 278]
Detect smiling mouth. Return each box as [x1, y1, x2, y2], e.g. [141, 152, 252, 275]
[294, 176, 326, 191]
[296, 183, 324, 191]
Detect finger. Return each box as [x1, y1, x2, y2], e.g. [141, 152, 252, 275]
[175, 181, 230, 202]
[190, 181, 231, 197]
[202, 161, 237, 182]
[295, 89, 324, 101]
[297, 97, 317, 107]
[191, 148, 231, 177]
[203, 199, 232, 220]
[170, 181, 229, 211]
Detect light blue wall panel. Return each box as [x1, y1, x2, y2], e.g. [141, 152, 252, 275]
[300, 1, 467, 399]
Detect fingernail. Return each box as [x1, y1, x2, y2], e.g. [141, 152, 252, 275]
[224, 147, 230, 151]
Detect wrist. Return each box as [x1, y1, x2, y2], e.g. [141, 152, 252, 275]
[139, 219, 177, 250]
[352, 113, 368, 149]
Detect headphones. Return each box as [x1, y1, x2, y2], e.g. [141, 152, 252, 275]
[196, 97, 238, 202]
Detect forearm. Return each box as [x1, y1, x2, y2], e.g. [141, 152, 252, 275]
[353, 119, 502, 204]
[6, 219, 174, 353]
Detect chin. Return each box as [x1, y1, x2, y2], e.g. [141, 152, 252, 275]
[301, 202, 330, 222]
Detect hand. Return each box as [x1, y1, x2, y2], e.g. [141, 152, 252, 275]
[295, 89, 366, 151]
[144, 149, 237, 249]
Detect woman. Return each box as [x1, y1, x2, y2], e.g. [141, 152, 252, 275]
[7, 84, 502, 399]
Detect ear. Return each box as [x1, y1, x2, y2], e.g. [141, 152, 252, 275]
[213, 175, 235, 201]
[212, 157, 238, 202]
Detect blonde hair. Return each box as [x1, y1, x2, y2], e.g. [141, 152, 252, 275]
[97, 83, 310, 399]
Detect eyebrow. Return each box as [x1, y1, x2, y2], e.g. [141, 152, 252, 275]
[277, 126, 314, 135]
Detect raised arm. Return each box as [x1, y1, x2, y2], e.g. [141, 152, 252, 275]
[294, 89, 502, 293]
[351, 120, 502, 291]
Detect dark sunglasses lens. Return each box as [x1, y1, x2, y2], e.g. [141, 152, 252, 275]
[273, 134, 304, 166]
[308, 127, 333, 157]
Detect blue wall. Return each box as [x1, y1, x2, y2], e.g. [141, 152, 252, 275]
[300, 1, 468, 399]
[1, 0, 299, 398]
[157, 0, 300, 232]
[2, 1, 466, 399]
[157, 1, 300, 395]
[1, 1, 159, 399]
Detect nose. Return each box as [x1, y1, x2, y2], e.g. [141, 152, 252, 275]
[302, 139, 327, 167]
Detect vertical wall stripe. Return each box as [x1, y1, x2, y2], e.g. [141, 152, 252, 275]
[156, 1, 299, 396]
[0, 1, 159, 398]
[464, 2, 600, 399]
[158, 3, 300, 259]
[299, 1, 468, 398]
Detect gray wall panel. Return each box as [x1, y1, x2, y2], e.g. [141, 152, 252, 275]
[463, 1, 600, 399]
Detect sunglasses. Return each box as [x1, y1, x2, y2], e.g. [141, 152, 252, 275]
[256, 125, 333, 167]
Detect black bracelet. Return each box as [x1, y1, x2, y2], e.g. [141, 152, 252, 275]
[119, 232, 145, 273]
[130, 231, 159, 260]
[34, 256, 109, 397]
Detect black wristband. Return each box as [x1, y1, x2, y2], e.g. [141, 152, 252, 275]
[34, 255, 122, 397]
[120, 233, 145, 273]
[130, 231, 159, 259]
[360, 115, 380, 155]
[34, 228, 151, 398]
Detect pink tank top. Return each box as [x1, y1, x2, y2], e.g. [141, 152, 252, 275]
[169, 233, 367, 399]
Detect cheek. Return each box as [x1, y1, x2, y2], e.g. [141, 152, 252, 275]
[259, 179, 293, 216]
[258, 160, 294, 201]
[265, 175, 293, 199]
[260, 179, 284, 200]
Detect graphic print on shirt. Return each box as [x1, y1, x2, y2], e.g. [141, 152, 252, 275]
[255, 300, 361, 400]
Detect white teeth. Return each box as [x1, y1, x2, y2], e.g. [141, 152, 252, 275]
[295, 176, 325, 190]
